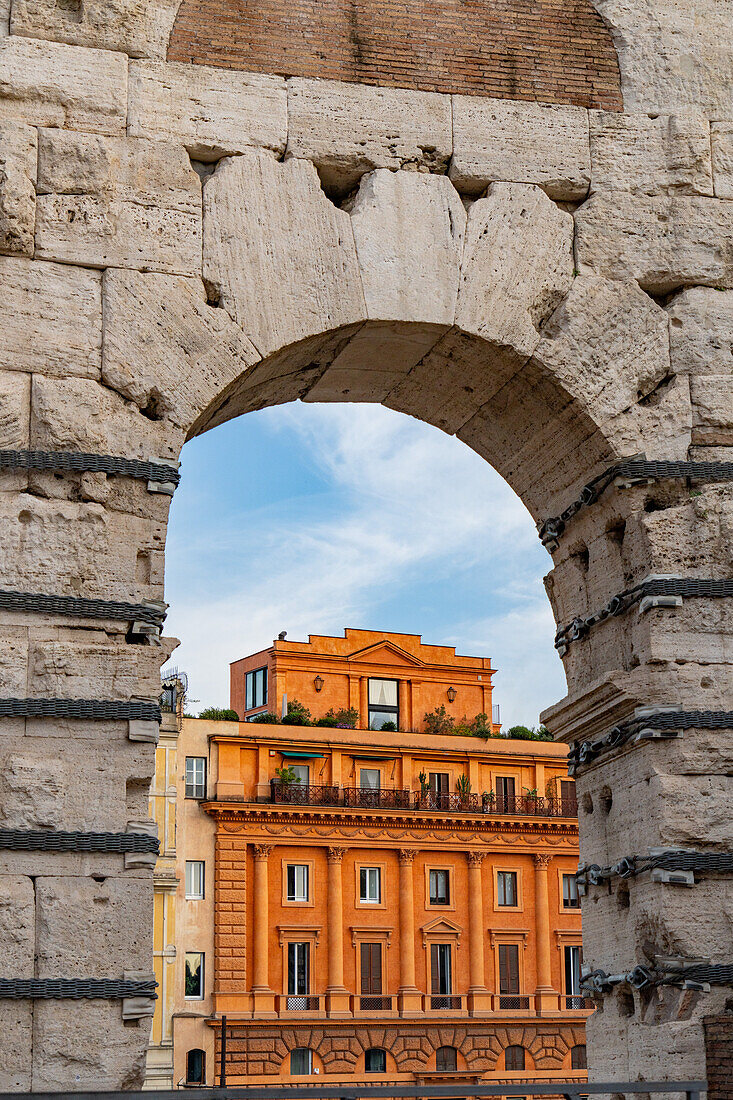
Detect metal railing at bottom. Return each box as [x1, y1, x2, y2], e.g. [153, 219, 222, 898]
[5, 1080, 707, 1099]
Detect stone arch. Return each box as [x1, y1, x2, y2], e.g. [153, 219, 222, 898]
[167, 0, 622, 109]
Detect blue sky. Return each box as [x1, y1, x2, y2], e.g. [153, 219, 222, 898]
[164, 401, 566, 729]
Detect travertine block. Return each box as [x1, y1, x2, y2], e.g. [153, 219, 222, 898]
[10, 0, 180, 60]
[0, 38, 127, 134]
[286, 77, 452, 196]
[31, 369, 185, 461]
[204, 151, 365, 356]
[0, 371, 30, 449]
[450, 97, 590, 200]
[0, 1002, 31, 1090]
[102, 270, 259, 433]
[0, 626, 28, 695]
[36, 131, 202, 275]
[0, 875, 34, 974]
[32, 998, 148, 1089]
[35, 876, 152, 976]
[0, 493, 166, 603]
[349, 171, 465, 325]
[128, 61, 287, 160]
[0, 736, 154, 830]
[28, 630, 165, 700]
[575, 194, 733, 293]
[711, 122, 733, 200]
[0, 257, 101, 378]
[667, 286, 733, 373]
[532, 274, 689, 459]
[456, 183, 574, 358]
[589, 111, 713, 196]
[0, 123, 36, 256]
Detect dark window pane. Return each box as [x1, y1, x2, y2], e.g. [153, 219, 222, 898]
[436, 1046, 457, 1071]
[505, 1045, 525, 1071]
[186, 1049, 205, 1084]
[571, 1044, 587, 1069]
[365, 1048, 387, 1073]
[185, 953, 203, 998]
[291, 1048, 312, 1075]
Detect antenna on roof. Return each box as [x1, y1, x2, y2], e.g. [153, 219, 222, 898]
[278, 630, 287, 640]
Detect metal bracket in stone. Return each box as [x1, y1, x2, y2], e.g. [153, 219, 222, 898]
[0, 976, 158, 1000]
[581, 958, 732, 995]
[124, 820, 159, 869]
[0, 827, 159, 856]
[555, 575, 733, 656]
[576, 848, 733, 894]
[0, 698, 161, 743]
[537, 456, 733, 550]
[122, 970, 158, 1019]
[0, 448, 180, 493]
[568, 707, 733, 776]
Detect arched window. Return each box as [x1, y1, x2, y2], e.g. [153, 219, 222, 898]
[571, 1043, 587, 1069]
[436, 1045, 458, 1071]
[505, 1044, 526, 1070]
[290, 1048, 313, 1075]
[186, 1048, 206, 1085]
[365, 1047, 387, 1073]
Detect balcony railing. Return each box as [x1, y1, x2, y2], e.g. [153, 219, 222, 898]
[267, 782, 577, 818]
[277, 994, 321, 1013]
[358, 994, 394, 1011]
[270, 781, 340, 806]
[343, 786, 412, 810]
[427, 994, 463, 1011]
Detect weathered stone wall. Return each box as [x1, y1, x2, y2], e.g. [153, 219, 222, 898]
[0, 0, 731, 1089]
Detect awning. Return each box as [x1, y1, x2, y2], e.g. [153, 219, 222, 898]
[280, 751, 325, 759]
[349, 753, 397, 761]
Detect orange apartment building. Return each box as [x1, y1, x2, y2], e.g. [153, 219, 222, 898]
[162, 632, 589, 1089]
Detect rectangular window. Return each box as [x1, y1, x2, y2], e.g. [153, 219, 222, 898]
[564, 944, 583, 1007]
[429, 772, 449, 795]
[368, 678, 398, 730]
[286, 864, 309, 903]
[429, 869, 450, 905]
[185, 757, 206, 799]
[360, 942, 383, 994]
[287, 942, 310, 995]
[185, 860, 205, 900]
[498, 944, 520, 994]
[360, 866, 381, 903]
[560, 779, 577, 809]
[245, 666, 268, 711]
[360, 768, 380, 789]
[497, 870, 518, 907]
[563, 873, 580, 909]
[289, 764, 310, 786]
[495, 776, 516, 809]
[184, 952, 204, 999]
[290, 1048, 312, 1075]
[430, 943, 452, 994]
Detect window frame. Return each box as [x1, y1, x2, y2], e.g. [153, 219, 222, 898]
[186, 1048, 206, 1085]
[184, 951, 204, 1000]
[359, 767, 381, 790]
[364, 1048, 387, 1074]
[290, 1048, 313, 1076]
[185, 859, 205, 901]
[367, 678, 399, 730]
[359, 865, 382, 905]
[430, 941, 453, 994]
[562, 871, 580, 910]
[426, 866, 453, 909]
[359, 941, 383, 996]
[496, 868, 520, 909]
[504, 1044, 526, 1071]
[185, 756, 207, 800]
[436, 1045, 458, 1072]
[570, 1043, 587, 1070]
[245, 666, 268, 712]
[287, 940, 311, 996]
[284, 861, 311, 905]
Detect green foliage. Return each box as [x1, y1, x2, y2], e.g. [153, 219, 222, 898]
[545, 776, 557, 799]
[379, 720, 397, 731]
[256, 712, 280, 724]
[424, 705, 455, 736]
[418, 770, 429, 794]
[523, 787, 538, 799]
[315, 706, 360, 728]
[274, 765, 301, 785]
[453, 712, 499, 739]
[505, 724, 554, 742]
[198, 707, 239, 721]
[315, 713, 338, 727]
[281, 698, 312, 726]
[455, 773, 471, 797]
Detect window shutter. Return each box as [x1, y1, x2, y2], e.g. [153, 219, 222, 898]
[507, 944, 519, 992]
[360, 944, 370, 992]
[371, 943, 382, 993]
[499, 944, 519, 993]
[430, 944, 440, 993]
[287, 865, 295, 899]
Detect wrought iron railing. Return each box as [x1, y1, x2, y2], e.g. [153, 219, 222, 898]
[281, 994, 321, 1012]
[270, 781, 340, 806]
[343, 786, 412, 809]
[358, 994, 393, 1011]
[428, 994, 463, 1011]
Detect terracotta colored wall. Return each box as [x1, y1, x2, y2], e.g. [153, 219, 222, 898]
[168, 0, 622, 110]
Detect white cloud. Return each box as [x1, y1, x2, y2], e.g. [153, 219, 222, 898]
[165, 402, 562, 724]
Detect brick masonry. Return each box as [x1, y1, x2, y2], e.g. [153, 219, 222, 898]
[167, 0, 623, 109]
[704, 1013, 733, 1100]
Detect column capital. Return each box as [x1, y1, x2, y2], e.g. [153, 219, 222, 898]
[327, 845, 347, 864]
[253, 843, 274, 861]
[533, 852, 553, 868]
[467, 850, 487, 866]
[398, 848, 417, 864]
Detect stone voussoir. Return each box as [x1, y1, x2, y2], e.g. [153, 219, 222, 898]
[285, 76, 453, 198]
[589, 110, 714, 196]
[128, 61, 287, 161]
[449, 95, 591, 200]
[0, 37, 127, 135]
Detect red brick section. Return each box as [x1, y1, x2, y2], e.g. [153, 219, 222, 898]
[167, 0, 623, 110]
[705, 1014, 733, 1100]
[214, 829, 247, 994]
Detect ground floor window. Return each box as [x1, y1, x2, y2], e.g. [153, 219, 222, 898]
[436, 1045, 457, 1071]
[184, 952, 204, 999]
[505, 1044, 526, 1070]
[186, 1048, 205, 1084]
[571, 1043, 587, 1069]
[291, 1048, 313, 1075]
[365, 1048, 387, 1073]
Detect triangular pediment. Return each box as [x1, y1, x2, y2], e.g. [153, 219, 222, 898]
[421, 917, 462, 937]
[348, 640, 425, 667]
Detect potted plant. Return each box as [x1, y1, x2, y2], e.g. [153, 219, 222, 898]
[418, 770, 429, 805]
[274, 765, 300, 786]
[456, 773, 471, 806]
[481, 789, 495, 812]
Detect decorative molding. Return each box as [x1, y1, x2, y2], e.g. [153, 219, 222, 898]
[420, 916, 463, 948]
[277, 924, 322, 947]
[252, 843, 274, 860]
[349, 925, 394, 948]
[327, 845, 347, 863]
[489, 929, 530, 949]
[467, 850, 488, 866]
[399, 847, 418, 863]
[534, 852, 553, 868]
[554, 930, 583, 950]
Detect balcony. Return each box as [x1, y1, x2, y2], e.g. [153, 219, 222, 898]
[268, 782, 577, 818]
[427, 994, 463, 1011]
[343, 786, 412, 810]
[276, 993, 322, 1014]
